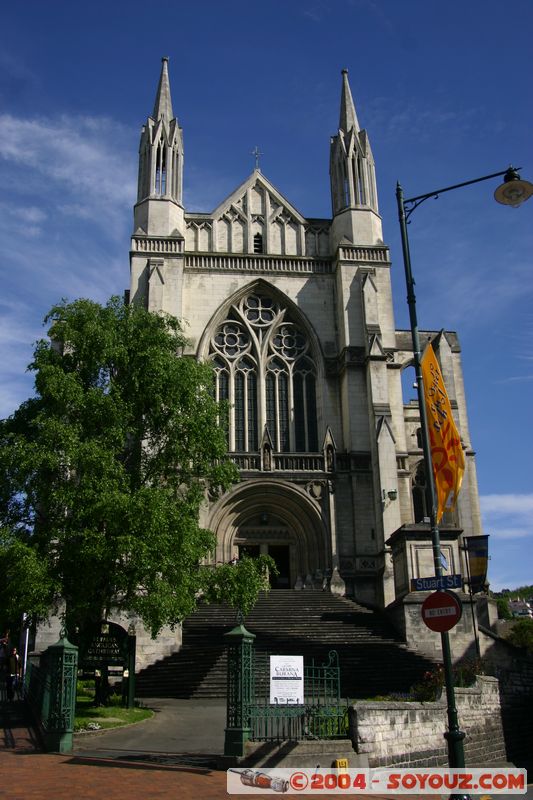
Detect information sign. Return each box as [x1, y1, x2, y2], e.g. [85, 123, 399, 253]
[270, 655, 304, 705]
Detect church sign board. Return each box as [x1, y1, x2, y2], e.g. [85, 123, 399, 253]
[76, 621, 130, 668]
[270, 655, 304, 705]
[72, 620, 137, 709]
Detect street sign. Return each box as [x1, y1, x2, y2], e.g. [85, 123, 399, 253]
[421, 590, 462, 632]
[411, 574, 462, 592]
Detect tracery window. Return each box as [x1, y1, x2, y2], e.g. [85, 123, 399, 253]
[210, 292, 319, 453]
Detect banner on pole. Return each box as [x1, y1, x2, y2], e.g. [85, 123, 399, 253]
[464, 535, 489, 593]
[420, 343, 465, 522]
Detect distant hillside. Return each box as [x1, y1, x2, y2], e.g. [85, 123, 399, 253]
[492, 585, 533, 600]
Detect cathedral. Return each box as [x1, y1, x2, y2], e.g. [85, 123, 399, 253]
[127, 58, 484, 634]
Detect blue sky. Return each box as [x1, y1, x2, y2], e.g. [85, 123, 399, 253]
[1, 0, 532, 592]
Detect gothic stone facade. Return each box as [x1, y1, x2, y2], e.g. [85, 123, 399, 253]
[129, 59, 484, 612]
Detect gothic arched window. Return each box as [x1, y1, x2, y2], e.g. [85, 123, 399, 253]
[155, 136, 167, 195]
[412, 461, 429, 523]
[209, 292, 319, 453]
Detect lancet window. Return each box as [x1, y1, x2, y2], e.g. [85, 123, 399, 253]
[154, 135, 167, 195]
[412, 459, 455, 526]
[210, 293, 319, 453]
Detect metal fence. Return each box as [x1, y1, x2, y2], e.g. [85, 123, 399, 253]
[249, 650, 347, 742]
[24, 633, 78, 753]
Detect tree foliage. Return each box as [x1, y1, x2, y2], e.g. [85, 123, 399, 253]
[201, 555, 277, 617]
[506, 619, 533, 654]
[496, 598, 512, 620]
[492, 585, 533, 600]
[0, 297, 256, 637]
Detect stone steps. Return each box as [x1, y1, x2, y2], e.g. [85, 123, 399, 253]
[136, 591, 436, 699]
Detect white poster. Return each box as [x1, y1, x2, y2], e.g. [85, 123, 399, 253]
[269, 655, 304, 705]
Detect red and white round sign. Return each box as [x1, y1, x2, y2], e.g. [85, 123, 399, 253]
[421, 590, 462, 632]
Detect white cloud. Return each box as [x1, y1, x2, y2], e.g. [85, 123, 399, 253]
[479, 494, 532, 588]
[482, 496, 533, 589]
[9, 205, 47, 224]
[0, 112, 134, 417]
[0, 298, 42, 342]
[485, 527, 531, 541]
[496, 374, 533, 383]
[366, 96, 480, 144]
[481, 494, 533, 515]
[0, 112, 137, 233]
[0, 302, 43, 417]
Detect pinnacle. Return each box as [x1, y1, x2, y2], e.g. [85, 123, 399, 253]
[339, 68, 360, 134]
[152, 56, 174, 123]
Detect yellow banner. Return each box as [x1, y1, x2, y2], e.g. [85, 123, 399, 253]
[420, 343, 465, 522]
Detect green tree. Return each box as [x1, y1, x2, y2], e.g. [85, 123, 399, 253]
[0, 297, 269, 637]
[202, 555, 277, 616]
[496, 598, 512, 620]
[507, 618, 533, 654]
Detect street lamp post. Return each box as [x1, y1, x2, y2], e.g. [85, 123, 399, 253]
[395, 166, 531, 797]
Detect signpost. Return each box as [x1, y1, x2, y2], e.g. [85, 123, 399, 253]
[411, 574, 462, 592]
[421, 591, 462, 633]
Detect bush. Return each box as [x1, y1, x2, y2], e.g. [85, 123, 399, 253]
[497, 598, 512, 620]
[507, 618, 533, 653]
[410, 666, 445, 701]
[76, 678, 95, 696]
[410, 658, 484, 702]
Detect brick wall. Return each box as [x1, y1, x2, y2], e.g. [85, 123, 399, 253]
[349, 676, 506, 768]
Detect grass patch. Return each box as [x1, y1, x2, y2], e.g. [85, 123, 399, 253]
[74, 691, 153, 732]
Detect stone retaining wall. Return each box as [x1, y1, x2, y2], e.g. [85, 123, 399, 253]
[482, 636, 533, 772]
[349, 676, 506, 768]
[34, 606, 181, 673]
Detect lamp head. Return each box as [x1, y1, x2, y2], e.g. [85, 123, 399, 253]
[494, 167, 533, 207]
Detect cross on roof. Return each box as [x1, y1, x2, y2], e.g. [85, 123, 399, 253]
[251, 146, 264, 171]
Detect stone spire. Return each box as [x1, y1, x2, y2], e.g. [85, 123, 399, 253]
[152, 56, 174, 123]
[339, 69, 359, 133]
[133, 58, 184, 237]
[329, 69, 382, 248]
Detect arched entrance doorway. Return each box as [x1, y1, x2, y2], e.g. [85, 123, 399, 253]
[236, 510, 294, 588]
[209, 479, 329, 589]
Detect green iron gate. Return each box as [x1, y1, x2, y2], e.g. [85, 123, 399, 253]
[249, 650, 347, 742]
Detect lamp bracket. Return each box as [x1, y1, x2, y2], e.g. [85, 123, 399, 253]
[403, 166, 522, 222]
[404, 193, 440, 222]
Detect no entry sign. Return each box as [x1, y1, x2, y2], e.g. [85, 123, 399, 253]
[421, 590, 462, 632]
